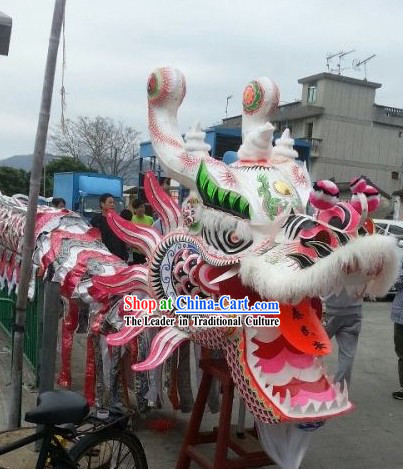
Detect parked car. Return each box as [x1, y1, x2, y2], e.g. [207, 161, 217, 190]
[374, 219, 403, 242]
[374, 219, 403, 299]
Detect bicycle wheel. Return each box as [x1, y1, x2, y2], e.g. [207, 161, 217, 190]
[66, 429, 148, 469]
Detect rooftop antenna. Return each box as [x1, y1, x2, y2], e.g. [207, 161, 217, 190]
[337, 49, 355, 75]
[326, 49, 355, 74]
[326, 51, 343, 72]
[225, 95, 233, 118]
[352, 54, 376, 80]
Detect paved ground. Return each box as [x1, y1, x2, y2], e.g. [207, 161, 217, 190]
[1, 301, 403, 468]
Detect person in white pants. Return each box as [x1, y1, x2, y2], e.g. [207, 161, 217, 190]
[323, 288, 363, 390]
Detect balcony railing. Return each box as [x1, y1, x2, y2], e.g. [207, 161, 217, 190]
[374, 104, 403, 120]
[301, 137, 322, 157]
[381, 106, 403, 118]
[277, 101, 302, 111]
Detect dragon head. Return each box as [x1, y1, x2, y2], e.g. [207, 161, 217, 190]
[99, 67, 400, 424]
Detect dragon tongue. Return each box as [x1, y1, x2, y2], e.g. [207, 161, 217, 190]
[210, 267, 240, 284]
[193, 263, 238, 295]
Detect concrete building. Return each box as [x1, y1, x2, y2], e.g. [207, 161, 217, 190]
[222, 73, 403, 205]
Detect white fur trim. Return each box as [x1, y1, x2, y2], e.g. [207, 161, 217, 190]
[239, 234, 401, 304]
[310, 191, 339, 206]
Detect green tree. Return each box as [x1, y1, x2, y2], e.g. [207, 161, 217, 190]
[0, 167, 29, 196]
[39, 156, 92, 197]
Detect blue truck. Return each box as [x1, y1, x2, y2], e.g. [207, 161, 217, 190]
[53, 172, 124, 220]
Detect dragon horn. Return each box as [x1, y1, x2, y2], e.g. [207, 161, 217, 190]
[147, 67, 214, 190]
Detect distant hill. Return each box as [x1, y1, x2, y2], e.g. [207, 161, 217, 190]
[0, 153, 57, 171]
[0, 153, 141, 185]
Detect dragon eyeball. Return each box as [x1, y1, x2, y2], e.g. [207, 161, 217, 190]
[365, 185, 380, 213]
[350, 177, 367, 194]
[350, 193, 362, 213]
[351, 185, 380, 214]
[309, 180, 340, 210]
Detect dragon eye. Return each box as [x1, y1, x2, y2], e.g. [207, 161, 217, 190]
[147, 72, 160, 100]
[201, 226, 253, 255]
[243, 80, 265, 114]
[147, 68, 179, 106]
[229, 232, 240, 244]
[274, 180, 293, 196]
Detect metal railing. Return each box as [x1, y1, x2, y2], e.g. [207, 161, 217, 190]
[0, 279, 43, 381]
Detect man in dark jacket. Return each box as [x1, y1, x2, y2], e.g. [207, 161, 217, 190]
[90, 193, 128, 262]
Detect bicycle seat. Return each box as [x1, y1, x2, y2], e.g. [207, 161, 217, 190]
[25, 390, 89, 425]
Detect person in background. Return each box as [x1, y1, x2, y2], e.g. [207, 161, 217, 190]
[131, 199, 153, 225]
[90, 193, 128, 262]
[120, 209, 133, 221]
[51, 197, 66, 209]
[161, 177, 171, 194]
[391, 260, 403, 400]
[131, 199, 153, 264]
[120, 209, 134, 264]
[323, 288, 364, 390]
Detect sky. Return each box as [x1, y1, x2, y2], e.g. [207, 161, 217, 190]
[1, 0, 403, 160]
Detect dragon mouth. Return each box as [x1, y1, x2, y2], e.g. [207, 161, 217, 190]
[212, 262, 352, 420]
[242, 326, 352, 420]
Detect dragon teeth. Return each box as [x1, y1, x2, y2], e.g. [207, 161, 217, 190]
[248, 339, 259, 353]
[318, 401, 328, 413]
[248, 352, 259, 369]
[300, 402, 309, 414]
[272, 392, 281, 407]
[312, 400, 322, 412]
[328, 399, 339, 411]
[291, 404, 302, 415]
[337, 381, 349, 407]
[283, 389, 292, 412]
[302, 401, 316, 415]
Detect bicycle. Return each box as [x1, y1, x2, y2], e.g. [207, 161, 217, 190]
[0, 389, 148, 468]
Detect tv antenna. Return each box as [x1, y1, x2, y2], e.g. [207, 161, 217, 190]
[326, 49, 355, 75]
[326, 51, 342, 72]
[225, 95, 233, 118]
[352, 54, 376, 80]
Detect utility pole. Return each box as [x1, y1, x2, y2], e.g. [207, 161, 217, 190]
[8, 0, 66, 429]
[43, 157, 46, 197]
[0, 11, 12, 56]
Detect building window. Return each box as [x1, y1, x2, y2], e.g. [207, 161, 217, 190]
[392, 171, 399, 180]
[305, 122, 314, 139]
[279, 124, 293, 135]
[307, 83, 317, 103]
[276, 122, 292, 134]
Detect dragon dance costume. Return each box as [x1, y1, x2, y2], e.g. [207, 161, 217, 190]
[0, 67, 400, 469]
